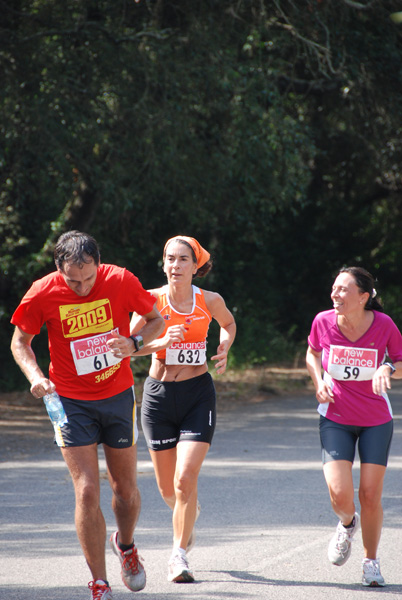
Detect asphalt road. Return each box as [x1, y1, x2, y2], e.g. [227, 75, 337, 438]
[2, 386, 402, 599]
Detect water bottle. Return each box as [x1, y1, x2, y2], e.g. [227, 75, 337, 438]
[43, 391, 68, 426]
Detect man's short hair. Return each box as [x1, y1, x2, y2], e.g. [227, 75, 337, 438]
[54, 230, 100, 270]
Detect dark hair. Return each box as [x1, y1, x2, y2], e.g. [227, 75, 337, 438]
[54, 230, 100, 270]
[194, 260, 213, 278]
[163, 238, 213, 278]
[338, 266, 384, 312]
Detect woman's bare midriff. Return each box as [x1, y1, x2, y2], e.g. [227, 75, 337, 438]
[149, 358, 208, 382]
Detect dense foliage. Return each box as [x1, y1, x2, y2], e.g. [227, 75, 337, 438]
[1, 0, 402, 390]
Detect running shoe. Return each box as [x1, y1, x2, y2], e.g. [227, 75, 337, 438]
[187, 500, 201, 553]
[328, 512, 360, 566]
[168, 551, 195, 583]
[88, 580, 113, 600]
[362, 558, 385, 587]
[110, 531, 146, 591]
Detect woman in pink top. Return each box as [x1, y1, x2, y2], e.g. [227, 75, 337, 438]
[306, 267, 402, 587]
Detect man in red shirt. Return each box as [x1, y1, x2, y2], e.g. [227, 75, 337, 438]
[11, 230, 164, 600]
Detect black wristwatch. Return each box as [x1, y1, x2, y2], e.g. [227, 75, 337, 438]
[130, 335, 144, 353]
[383, 362, 396, 376]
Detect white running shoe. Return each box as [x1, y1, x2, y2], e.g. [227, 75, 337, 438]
[187, 500, 201, 553]
[328, 512, 360, 566]
[109, 531, 146, 591]
[88, 580, 113, 600]
[362, 558, 385, 587]
[168, 551, 195, 583]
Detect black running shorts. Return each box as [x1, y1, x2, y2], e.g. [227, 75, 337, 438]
[54, 386, 138, 448]
[319, 416, 393, 466]
[141, 372, 216, 451]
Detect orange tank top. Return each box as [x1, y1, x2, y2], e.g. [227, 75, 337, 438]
[154, 285, 212, 364]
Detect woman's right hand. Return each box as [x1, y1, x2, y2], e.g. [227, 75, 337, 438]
[163, 325, 186, 348]
[316, 379, 335, 404]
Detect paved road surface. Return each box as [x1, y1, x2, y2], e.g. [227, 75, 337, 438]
[2, 386, 402, 599]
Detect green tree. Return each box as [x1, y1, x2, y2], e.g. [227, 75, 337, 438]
[2, 0, 402, 389]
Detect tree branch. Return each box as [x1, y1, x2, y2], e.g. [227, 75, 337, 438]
[342, 0, 378, 9]
[19, 23, 173, 45]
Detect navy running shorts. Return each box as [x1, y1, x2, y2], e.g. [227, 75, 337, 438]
[319, 415, 393, 466]
[54, 386, 138, 448]
[141, 372, 216, 451]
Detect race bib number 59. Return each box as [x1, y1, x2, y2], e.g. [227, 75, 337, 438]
[327, 345, 378, 381]
[166, 342, 207, 366]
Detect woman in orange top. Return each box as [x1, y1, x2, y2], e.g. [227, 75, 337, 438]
[125, 235, 236, 583]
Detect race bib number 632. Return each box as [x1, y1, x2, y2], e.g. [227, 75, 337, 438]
[166, 342, 207, 366]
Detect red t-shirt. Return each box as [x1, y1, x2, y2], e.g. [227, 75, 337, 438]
[11, 264, 156, 400]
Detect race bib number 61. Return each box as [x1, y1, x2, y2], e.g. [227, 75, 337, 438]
[327, 345, 378, 381]
[166, 342, 207, 366]
[71, 330, 121, 376]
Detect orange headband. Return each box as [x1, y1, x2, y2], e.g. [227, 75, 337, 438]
[164, 236, 210, 269]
